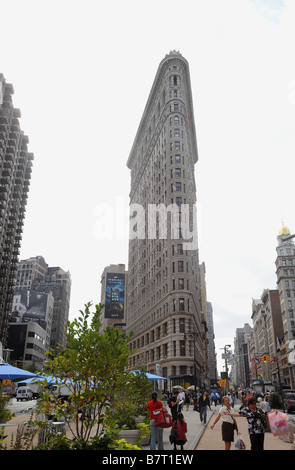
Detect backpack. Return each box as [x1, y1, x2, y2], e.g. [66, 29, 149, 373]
[169, 427, 178, 444]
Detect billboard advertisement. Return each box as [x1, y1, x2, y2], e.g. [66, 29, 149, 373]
[105, 273, 125, 319]
[14, 289, 49, 321]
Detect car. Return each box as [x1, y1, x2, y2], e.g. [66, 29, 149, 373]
[16, 386, 33, 401]
[283, 390, 295, 413]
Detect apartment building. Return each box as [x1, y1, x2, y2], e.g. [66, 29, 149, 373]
[0, 75, 33, 347]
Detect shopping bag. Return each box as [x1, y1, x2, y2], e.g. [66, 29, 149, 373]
[268, 410, 289, 436]
[235, 432, 246, 450]
[153, 408, 173, 428]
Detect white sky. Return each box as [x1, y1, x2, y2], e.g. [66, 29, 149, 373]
[1, 0, 295, 375]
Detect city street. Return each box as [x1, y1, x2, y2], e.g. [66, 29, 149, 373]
[8, 397, 37, 416]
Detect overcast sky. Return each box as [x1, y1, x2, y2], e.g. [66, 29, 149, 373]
[1, 0, 295, 374]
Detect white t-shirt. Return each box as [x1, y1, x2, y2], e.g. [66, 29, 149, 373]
[219, 406, 235, 424]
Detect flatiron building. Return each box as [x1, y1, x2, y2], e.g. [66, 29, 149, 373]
[126, 51, 204, 387]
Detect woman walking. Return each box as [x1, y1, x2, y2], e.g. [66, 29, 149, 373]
[211, 395, 238, 450]
[230, 396, 267, 451]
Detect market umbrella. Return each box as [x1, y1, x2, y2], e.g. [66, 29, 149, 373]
[187, 385, 199, 391]
[130, 370, 167, 381]
[0, 363, 37, 380]
[17, 375, 70, 385]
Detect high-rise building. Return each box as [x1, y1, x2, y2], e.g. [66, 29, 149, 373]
[206, 301, 218, 386]
[275, 224, 295, 387]
[14, 257, 71, 350]
[233, 323, 253, 388]
[0, 75, 33, 347]
[126, 51, 204, 387]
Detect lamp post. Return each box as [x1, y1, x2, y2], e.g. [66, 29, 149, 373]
[221, 345, 231, 393]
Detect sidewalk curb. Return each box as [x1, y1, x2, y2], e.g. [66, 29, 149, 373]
[190, 410, 214, 450]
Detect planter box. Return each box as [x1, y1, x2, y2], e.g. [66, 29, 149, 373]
[117, 429, 140, 444]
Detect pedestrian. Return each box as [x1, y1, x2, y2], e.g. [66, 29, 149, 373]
[170, 390, 180, 422]
[211, 395, 238, 450]
[185, 390, 191, 411]
[229, 392, 235, 408]
[257, 396, 270, 413]
[178, 389, 185, 411]
[147, 391, 164, 450]
[198, 390, 211, 425]
[230, 396, 267, 451]
[171, 412, 187, 450]
[215, 391, 220, 405]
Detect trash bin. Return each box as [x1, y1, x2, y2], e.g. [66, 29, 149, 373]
[38, 421, 66, 444]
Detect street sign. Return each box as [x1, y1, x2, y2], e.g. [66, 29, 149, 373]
[253, 355, 261, 365]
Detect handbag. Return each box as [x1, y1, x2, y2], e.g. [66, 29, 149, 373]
[153, 407, 173, 428]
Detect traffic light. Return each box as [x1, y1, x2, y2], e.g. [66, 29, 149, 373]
[261, 355, 270, 363]
[219, 379, 227, 386]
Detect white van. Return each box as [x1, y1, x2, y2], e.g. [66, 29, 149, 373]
[16, 386, 33, 401]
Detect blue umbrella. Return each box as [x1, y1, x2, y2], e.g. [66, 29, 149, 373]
[17, 375, 70, 385]
[131, 370, 167, 381]
[0, 363, 37, 380]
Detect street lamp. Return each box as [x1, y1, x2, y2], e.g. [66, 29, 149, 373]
[220, 345, 231, 393]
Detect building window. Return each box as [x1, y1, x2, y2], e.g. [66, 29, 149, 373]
[179, 318, 185, 333]
[179, 298, 185, 311]
[176, 197, 182, 206]
[178, 261, 184, 272]
[176, 182, 181, 191]
[180, 340, 185, 356]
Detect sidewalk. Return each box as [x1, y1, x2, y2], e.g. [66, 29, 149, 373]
[141, 404, 214, 451]
[2, 404, 211, 451]
[196, 404, 294, 451]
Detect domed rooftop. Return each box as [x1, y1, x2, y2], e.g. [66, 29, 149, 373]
[278, 224, 291, 236]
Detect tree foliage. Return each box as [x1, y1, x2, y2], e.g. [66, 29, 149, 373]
[36, 302, 137, 448]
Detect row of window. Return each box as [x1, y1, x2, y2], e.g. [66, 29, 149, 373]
[130, 316, 193, 350]
[131, 341, 193, 364]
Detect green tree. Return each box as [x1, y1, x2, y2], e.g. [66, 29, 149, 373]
[37, 302, 135, 449]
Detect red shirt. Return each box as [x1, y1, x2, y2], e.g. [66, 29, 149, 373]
[147, 399, 163, 419]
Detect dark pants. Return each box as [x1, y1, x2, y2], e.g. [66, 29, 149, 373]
[250, 433, 264, 451]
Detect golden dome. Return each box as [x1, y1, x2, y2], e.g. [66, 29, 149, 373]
[279, 224, 290, 236]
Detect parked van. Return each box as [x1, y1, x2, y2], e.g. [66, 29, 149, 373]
[16, 386, 33, 401]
